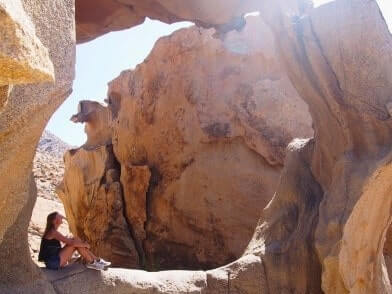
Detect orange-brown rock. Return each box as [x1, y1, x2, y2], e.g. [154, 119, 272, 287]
[245, 0, 392, 293]
[0, 0, 55, 86]
[75, 0, 260, 43]
[109, 16, 312, 270]
[1, 0, 391, 293]
[121, 164, 151, 265]
[71, 101, 112, 148]
[60, 15, 313, 271]
[57, 144, 140, 268]
[0, 0, 75, 293]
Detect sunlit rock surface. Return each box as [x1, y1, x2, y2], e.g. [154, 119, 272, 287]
[0, 0, 391, 293]
[49, 254, 266, 294]
[70, 100, 112, 148]
[0, 0, 75, 293]
[59, 16, 312, 270]
[246, 0, 392, 293]
[57, 144, 140, 268]
[0, 0, 54, 87]
[75, 0, 260, 43]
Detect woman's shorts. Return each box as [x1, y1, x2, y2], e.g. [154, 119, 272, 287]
[45, 255, 60, 270]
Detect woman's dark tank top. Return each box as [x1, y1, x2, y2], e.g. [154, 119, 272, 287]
[38, 238, 61, 261]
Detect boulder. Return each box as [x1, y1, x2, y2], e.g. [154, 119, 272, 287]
[108, 18, 312, 270]
[71, 101, 112, 148]
[247, 0, 392, 293]
[59, 15, 312, 271]
[1, 0, 391, 293]
[0, 0, 75, 292]
[57, 145, 140, 268]
[49, 254, 265, 294]
[0, 0, 54, 87]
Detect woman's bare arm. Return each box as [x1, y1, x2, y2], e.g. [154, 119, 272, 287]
[50, 230, 89, 247]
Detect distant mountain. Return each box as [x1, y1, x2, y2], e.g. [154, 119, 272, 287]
[33, 130, 73, 201]
[37, 130, 73, 158]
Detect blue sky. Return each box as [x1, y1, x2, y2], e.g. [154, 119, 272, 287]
[47, 19, 193, 146]
[47, 1, 392, 146]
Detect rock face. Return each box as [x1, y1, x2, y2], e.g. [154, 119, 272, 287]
[245, 0, 392, 293]
[0, 0, 54, 87]
[75, 0, 260, 43]
[58, 16, 313, 270]
[1, 0, 392, 294]
[57, 144, 140, 268]
[70, 100, 112, 148]
[51, 254, 266, 294]
[0, 0, 75, 293]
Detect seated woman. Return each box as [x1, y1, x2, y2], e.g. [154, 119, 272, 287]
[38, 211, 110, 270]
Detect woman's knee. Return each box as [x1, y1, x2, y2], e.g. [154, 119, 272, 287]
[73, 237, 82, 242]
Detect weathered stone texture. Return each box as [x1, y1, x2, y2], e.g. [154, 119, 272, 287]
[57, 145, 140, 268]
[50, 254, 265, 294]
[0, 0, 54, 86]
[71, 100, 112, 148]
[75, 0, 261, 43]
[0, 0, 75, 293]
[247, 0, 392, 293]
[59, 15, 312, 272]
[1, 0, 392, 293]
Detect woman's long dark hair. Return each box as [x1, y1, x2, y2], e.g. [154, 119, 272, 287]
[43, 211, 58, 238]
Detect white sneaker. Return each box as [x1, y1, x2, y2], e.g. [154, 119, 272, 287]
[97, 258, 111, 267]
[86, 260, 104, 271]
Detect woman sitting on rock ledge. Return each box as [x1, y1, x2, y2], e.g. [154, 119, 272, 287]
[38, 211, 111, 270]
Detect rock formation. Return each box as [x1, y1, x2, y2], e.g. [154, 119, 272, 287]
[0, 0, 54, 87]
[58, 16, 313, 270]
[70, 101, 112, 148]
[246, 0, 392, 293]
[0, 0, 75, 293]
[109, 16, 313, 270]
[59, 17, 312, 269]
[57, 144, 141, 268]
[1, 0, 392, 293]
[75, 0, 261, 43]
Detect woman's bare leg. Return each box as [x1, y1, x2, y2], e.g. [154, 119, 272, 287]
[70, 237, 98, 262]
[76, 247, 96, 263]
[59, 245, 77, 267]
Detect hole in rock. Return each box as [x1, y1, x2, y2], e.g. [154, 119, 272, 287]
[30, 12, 315, 273]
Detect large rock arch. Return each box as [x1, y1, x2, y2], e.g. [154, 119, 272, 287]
[0, 0, 391, 293]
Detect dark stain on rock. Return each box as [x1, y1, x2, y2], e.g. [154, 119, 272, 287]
[220, 66, 241, 80]
[202, 122, 230, 138]
[107, 91, 122, 119]
[142, 73, 166, 124]
[236, 83, 254, 100]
